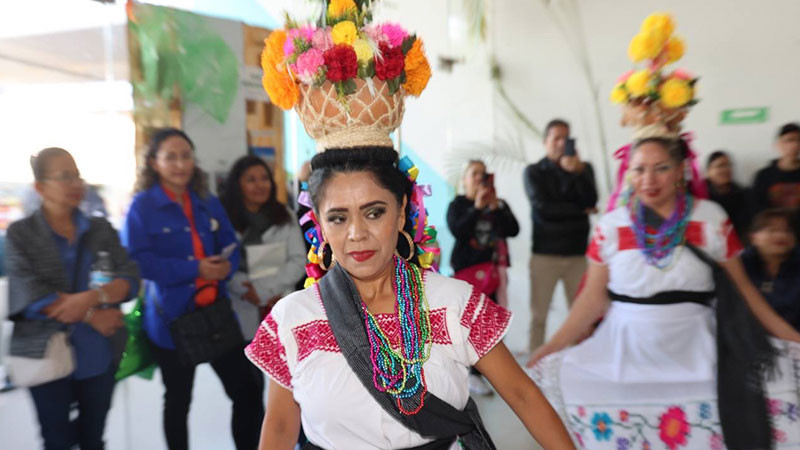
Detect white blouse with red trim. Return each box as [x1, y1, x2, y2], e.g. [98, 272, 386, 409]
[586, 198, 743, 298]
[245, 271, 512, 450]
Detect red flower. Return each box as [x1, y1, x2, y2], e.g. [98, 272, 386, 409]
[658, 407, 690, 450]
[620, 410, 629, 422]
[375, 43, 405, 81]
[323, 44, 357, 82]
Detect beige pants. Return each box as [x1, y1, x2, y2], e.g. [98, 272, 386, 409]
[528, 254, 587, 352]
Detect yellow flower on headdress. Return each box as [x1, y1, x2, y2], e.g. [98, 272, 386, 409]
[640, 12, 675, 43]
[609, 84, 628, 104]
[628, 32, 663, 63]
[261, 30, 299, 110]
[659, 78, 693, 108]
[626, 69, 652, 97]
[402, 39, 432, 97]
[327, 0, 357, 18]
[331, 21, 358, 46]
[353, 38, 374, 63]
[665, 36, 685, 63]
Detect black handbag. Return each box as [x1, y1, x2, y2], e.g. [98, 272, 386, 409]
[156, 284, 244, 367]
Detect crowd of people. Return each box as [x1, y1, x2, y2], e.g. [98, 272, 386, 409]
[3, 118, 800, 448]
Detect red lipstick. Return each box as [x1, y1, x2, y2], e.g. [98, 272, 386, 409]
[348, 250, 376, 262]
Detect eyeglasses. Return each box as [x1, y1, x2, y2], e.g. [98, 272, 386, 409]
[44, 174, 84, 185]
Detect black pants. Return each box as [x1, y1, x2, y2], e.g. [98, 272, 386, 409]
[150, 341, 265, 450]
[29, 368, 116, 450]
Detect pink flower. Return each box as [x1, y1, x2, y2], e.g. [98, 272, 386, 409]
[284, 25, 315, 57]
[312, 27, 333, 52]
[617, 70, 634, 84]
[767, 399, 782, 416]
[658, 407, 690, 450]
[379, 22, 408, 48]
[709, 433, 724, 450]
[363, 24, 387, 46]
[573, 432, 584, 448]
[773, 428, 787, 443]
[578, 406, 586, 417]
[619, 410, 629, 422]
[672, 68, 694, 80]
[294, 48, 324, 83]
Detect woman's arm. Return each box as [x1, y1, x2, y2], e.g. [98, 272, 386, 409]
[476, 342, 574, 449]
[527, 262, 610, 366]
[259, 381, 301, 450]
[721, 256, 800, 342]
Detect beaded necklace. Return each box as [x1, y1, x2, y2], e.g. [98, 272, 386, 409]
[630, 193, 693, 269]
[362, 255, 432, 415]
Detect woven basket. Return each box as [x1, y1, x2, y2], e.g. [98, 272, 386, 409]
[621, 101, 687, 139]
[295, 79, 405, 150]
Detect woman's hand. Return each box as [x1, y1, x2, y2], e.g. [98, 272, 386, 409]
[86, 309, 125, 337]
[199, 256, 232, 281]
[526, 342, 559, 368]
[44, 291, 98, 323]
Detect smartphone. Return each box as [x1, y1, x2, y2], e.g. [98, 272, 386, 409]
[219, 242, 238, 260]
[564, 138, 577, 157]
[482, 173, 494, 189]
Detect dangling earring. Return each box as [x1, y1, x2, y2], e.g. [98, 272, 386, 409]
[317, 241, 334, 271]
[395, 230, 415, 261]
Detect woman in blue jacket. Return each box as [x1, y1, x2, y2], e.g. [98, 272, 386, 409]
[124, 129, 263, 450]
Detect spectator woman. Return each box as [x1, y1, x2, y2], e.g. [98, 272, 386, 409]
[220, 155, 306, 340]
[124, 129, 263, 450]
[6, 147, 139, 449]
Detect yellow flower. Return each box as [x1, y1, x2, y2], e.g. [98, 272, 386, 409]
[609, 84, 628, 104]
[628, 31, 664, 63]
[327, 0, 357, 18]
[640, 12, 675, 43]
[331, 21, 358, 46]
[353, 39, 374, 63]
[402, 39, 432, 97]
[261, 30, 299, 110]
[626, 69, 652, 97]
[665, 36, 685, 63]
[659, 78, 693, 108]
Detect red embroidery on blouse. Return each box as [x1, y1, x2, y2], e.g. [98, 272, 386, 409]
[293, 308, 452, 362]
[460, 290, 512, 359]
[586, 226, 605, 263]
[245, 315, 292, 389]
[617, 222, 705, 251]
[723, 219, 744, 259]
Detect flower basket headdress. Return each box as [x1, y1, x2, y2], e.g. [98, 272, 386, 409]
[261, 0, 432, 150]
[607, 12, 707, 210]
[262, 0, 439, 285]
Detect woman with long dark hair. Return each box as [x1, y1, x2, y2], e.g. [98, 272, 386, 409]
[124, 128, 263, 450]
[220, 155, 306, 340]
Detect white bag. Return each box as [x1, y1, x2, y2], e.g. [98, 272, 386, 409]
[7, 332, 74, 387]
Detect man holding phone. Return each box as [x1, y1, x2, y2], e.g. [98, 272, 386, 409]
[523, 118, 598, 353]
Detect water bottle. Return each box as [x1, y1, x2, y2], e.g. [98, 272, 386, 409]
[89, 251, 113, 289]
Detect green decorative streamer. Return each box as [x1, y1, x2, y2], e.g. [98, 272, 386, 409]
[130, 4, 239, 124]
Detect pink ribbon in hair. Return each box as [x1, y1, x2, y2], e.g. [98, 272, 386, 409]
[411, 184, 432, 242]
[605, 143, 633, 212]
[680, 132, 709, 200]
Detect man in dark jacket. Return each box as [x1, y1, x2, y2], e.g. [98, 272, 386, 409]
[524, 119, 597, 352]
[752, 122, 800, 234]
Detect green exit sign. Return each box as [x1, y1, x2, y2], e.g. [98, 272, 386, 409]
[720, 107, 769, 125]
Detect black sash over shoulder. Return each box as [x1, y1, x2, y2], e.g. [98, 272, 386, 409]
[608, 289, 714, 306]
[317, 263, 496, 450]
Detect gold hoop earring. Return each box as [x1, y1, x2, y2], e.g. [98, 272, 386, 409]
[317, 241, 334, 271]
[396, 230, 415, 261]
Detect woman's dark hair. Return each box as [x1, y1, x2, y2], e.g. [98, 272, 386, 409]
[30, 147, 73, 181]
[749, 208, 797, 235]
[706, 150, 730, 169]
[632, 136, 688, 163]
[135, 127, 209, 197]
[309, 146, 416, 260]
[220, 155, 291, 232]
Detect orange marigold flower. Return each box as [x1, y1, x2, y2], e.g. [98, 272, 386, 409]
[261, 30, 299, 110]
[402, 39, 431, 97]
